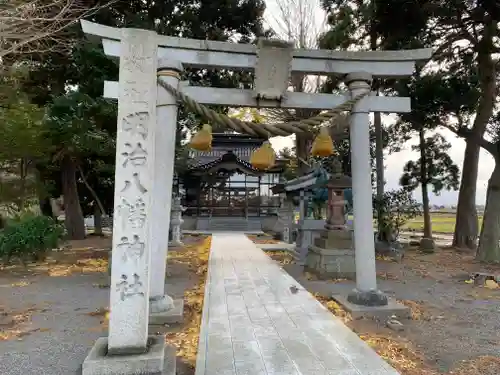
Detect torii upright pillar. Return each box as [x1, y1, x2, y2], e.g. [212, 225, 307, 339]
[345, 72, 388, 306]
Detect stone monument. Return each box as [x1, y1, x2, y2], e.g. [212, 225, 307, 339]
[169, 196, 184, 247]
[277, 194, 294, 243]
[305, 160, 355, 279]
[81, 28, 176, 375]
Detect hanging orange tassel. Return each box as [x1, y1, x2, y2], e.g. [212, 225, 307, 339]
[189, 124, 212, 151]
[250, 140, 276, 170]
[311, 127, 334, 157]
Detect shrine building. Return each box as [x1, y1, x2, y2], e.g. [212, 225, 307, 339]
[177, 132, 286, 231]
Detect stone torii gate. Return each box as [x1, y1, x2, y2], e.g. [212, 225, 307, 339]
[79, 20, 432, 375]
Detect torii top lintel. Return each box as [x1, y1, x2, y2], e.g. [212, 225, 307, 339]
[81, 20, 432, 78]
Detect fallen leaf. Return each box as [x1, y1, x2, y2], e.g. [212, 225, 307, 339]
[484, 279, 499, 289]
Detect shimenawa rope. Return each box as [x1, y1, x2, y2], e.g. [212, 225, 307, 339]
[157, 79, 367, 138]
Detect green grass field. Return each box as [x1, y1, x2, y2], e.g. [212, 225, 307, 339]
[402, 213, 483, 234]
[298, 211, 482, 235]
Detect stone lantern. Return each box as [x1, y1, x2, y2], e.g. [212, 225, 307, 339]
[305, 163, 355, 280]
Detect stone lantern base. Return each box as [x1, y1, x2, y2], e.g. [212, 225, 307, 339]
[304, 228, 355, 280]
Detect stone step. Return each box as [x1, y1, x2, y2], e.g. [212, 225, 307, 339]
[208, 219, 262, 232]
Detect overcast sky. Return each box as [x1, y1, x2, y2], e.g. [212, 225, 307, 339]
[263, 0, 494, 207]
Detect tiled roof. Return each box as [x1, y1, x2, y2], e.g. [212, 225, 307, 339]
[188, 151, 284, 173]
[190, 151, 255, 171]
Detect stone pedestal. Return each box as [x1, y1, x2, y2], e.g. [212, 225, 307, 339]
[306, 229, 355, 279]
[149, 298, 184, 325]
[83, 336, 176, 375]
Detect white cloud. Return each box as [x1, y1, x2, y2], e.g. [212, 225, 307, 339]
[385, 128, 493, 206]
[269, 129, 494, 207]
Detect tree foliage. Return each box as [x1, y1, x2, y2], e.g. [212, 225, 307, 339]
[400, 134, 459, 194]
[5, 0, 270, 239]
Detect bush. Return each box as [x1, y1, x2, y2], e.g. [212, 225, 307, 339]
[0, 214, 65, 263]
[373, 188, 421, 242]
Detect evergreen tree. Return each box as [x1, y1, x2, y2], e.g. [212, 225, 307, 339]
[10, 0, 270, 239]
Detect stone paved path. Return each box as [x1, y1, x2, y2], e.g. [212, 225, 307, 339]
[196, 232, 399, 375]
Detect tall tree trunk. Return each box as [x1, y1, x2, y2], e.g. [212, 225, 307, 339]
[35, 168, 55, 219]
[61, 155, 85, 240]
[476, 160, 500, 262]
[93, 204, 103, 236]
[419, 129, 432, 238]
[18, 158, 27, 210]
[295, 133, 311, 175]
[453, 143, 480, 248]
[38, 196, 54, 218]
[370, 0, 385, 240]
[453, 23, 496, 249]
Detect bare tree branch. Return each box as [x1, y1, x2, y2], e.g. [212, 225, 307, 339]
[0, 0, 116, 58]
[441, 122, 497, 155]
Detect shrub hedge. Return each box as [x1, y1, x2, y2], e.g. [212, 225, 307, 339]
[0, 214, 65, 263]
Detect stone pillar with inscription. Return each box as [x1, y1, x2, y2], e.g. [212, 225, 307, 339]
[294, 189, 310, 264]
[82, 29, 176, 375]
[278, 196, 294, 244]
[148, 60, 184, 325]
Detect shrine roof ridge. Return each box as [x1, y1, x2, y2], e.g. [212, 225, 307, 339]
[188, 151, 284, 174]
[284, 169, 328, 192]
[81, 20, 432, 63]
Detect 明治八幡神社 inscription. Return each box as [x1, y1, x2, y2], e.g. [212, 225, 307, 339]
[121, 142, 148, 167]
[117, 235, 145, 263]
[115, 197, 147, 230]
[122, 111, 150, 139]
[121, 172, 147, 194]
[116, 273, 145, 301]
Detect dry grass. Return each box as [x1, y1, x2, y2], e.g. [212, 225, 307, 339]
[314, 295, 441, 374]
[0, 237, 111, 277]
[265, 250, 293, 266]
[82, 235, 212, 369]
[397, 299, 428, 321]
[246, 234, 280, 245]
[449, 356, 500, 375]
[314, 295, 500, 374]
[165, 236, 211, 369]
[404, 248, 500, 277]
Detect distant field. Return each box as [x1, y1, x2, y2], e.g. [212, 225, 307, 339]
[402, 213, 483, 234]
[298, 210, 483, 235]
[341, 211, 483, 235]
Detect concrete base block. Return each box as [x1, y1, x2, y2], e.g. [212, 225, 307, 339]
[305, 246, 356, 280]
[149, 298, 184, 325]
[332, 294, 411, 321]
[82, 335, 176, 375]
[256, 243, 296, 251]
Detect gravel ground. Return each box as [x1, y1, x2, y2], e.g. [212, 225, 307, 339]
[280, 249, 500, 373]
[2, 235, 499, 374]
[0, 236, 199, 375]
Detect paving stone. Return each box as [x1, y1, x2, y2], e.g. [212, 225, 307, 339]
[196, 233, 400, 375]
